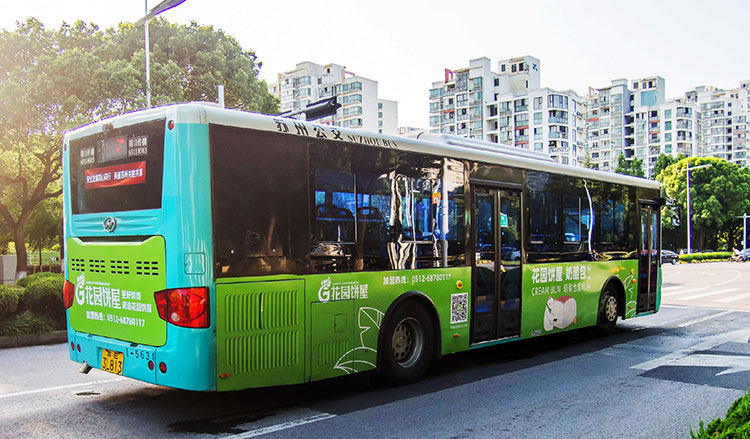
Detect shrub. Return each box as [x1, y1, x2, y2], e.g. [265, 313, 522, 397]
[0, 286, 21, 321]
[691, 391, 750, 438]
[18, 275, 65, 328]
[679, 252, 732, 263]
[0, 310, 57, 336]
[15, 272, 61, 288]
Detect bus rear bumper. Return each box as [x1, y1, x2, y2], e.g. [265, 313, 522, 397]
[67, 325, 216, 391]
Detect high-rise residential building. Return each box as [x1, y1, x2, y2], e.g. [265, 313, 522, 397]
[429, 56, 585, 165]
[683, 82, 750, 168]
[586, 76, 700, 176]
[268, 61, 399, 135]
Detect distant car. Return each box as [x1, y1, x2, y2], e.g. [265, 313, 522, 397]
[741, 248, 750, 261]
[661, 249, 679, 265]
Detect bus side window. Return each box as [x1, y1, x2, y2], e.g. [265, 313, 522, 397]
[310, 168, 356, 272]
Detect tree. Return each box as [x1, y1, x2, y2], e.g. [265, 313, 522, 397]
[0, 18, 278, 278]
[26, 197, 62, 269]
[614, 153, 645, 178]
[650, 153, 685, 179]
[659, 157, 750, 251]
[579, 151, 597, 169]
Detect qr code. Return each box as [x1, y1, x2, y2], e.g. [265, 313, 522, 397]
[451, 293, 469, 324]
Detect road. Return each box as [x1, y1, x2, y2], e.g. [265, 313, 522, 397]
[662, 261, 750, 311]
[0, 262, 748, 439]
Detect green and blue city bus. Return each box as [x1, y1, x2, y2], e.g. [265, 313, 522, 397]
[62, 103, 662, 391]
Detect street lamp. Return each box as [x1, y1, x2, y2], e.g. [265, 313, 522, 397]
[135, 0, 188, 108]
[682, 162, 712, 254]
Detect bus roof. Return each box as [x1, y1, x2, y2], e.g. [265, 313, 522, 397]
[65, 102, 661, 191]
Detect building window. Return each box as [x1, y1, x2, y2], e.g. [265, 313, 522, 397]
[534, 112, 542, 125]
[534, 96, 543, 110]
[501, 64, 506, 72]
[378, 102, 383, 109]
[350, 82, 362, 91]
[378, 112, 383, 118]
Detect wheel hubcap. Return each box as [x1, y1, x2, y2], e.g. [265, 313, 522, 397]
[392, 317, 424, 368]
[605, 296, 618, 322]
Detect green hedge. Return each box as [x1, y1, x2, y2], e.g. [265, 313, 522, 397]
[0, 286, 21, 321]
[15, 272, 62, 288]
[18, 275, 65, 328]
[679, 252, 732, 263]
[0, 273, 65, 336]
[692, 391, 750, 438]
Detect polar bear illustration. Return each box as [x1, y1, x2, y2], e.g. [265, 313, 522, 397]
[543, 296, 577, 331]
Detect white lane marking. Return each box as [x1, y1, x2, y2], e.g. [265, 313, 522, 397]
[714, 292, 750, 304]
[631, 327, 750, 371]
[221, 413, 337, 439]
[677, 310, 735, 328]
[714, 270, 743, 287]
[668, 354, 750, 375]
[675, 289, 738, 301]
[662, 286, 709, 295]
[0, 378, 125, 400]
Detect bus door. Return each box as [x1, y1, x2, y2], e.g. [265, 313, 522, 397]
[471, 186, 523, 343]
[638, 203, 660, 313]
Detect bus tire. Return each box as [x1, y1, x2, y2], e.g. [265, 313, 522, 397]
[596, 288, 619, 335]
[380, 300, 434, 385]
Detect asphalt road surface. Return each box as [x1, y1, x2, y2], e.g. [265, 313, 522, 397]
[1, 263, 748, 438]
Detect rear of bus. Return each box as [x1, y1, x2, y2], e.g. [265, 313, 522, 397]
[63, 105, 215, 391]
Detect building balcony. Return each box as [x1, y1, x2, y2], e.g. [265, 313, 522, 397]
[470, 114, 483, 121]
[514, 105, 529, 112]
[515, 135, 529, 142]
[549, 132, 568, 139]
[548, 117, 569, 124]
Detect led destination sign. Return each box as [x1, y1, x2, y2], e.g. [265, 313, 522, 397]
[79, 135, 149, 166]
[84, 161, 146, 189]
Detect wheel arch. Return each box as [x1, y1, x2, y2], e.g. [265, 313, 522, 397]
[376, 290, 442, 371]
[602, 275, 626, 318]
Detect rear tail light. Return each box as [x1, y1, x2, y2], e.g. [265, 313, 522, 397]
[154, 287, 209, 328]
[63, 280, 76, 309]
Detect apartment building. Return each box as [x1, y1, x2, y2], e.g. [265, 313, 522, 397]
[683, 82, 750, 168]
[429, 56, 585, 165]
[586, 77, 700, 176]
[268, 61, 399, 135]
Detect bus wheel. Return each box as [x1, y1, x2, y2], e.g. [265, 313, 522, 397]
[596, 289, 619, 335]
[381, 301, 434, 385]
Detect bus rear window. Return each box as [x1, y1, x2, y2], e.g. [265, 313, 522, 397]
[69, 119, 165, 214]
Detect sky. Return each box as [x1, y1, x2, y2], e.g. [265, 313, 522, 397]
[3, 0, 750, 129]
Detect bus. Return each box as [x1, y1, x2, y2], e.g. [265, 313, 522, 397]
[62, 103, 662, 391]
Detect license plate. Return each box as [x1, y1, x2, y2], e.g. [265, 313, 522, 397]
[101, 349, 124, 375]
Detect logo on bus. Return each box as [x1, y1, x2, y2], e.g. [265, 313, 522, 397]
[317, 276, 369, 303]
[103, 217, 117, 233]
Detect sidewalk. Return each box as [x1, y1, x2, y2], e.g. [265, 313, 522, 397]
[0, 330, 67, 349]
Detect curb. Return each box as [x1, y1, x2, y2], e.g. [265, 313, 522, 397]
[0, 330, 67, 349]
